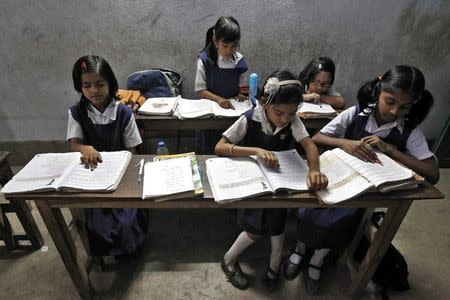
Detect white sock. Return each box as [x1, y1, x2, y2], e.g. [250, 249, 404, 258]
[289, 240, 307, 264]
[224, 231, 255, 269]
[308, 248, 330, 280]
[269, 233, 285, 275]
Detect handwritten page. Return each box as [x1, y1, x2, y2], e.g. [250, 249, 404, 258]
[206, 157, 271, 203]
[258, 150, 309, 192]
[153, 152, 203, 195]
[60, 151, 131, 191]
[142, 156, 194, 199]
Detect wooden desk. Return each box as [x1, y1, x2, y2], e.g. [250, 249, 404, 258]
[5, 155, 444, 299]
[136, 115, 332, 152]
[136, 115, 331, 131]
[0, 151, 44, 250]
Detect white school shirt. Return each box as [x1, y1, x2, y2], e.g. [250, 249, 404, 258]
[320, 106, 434, 160]
[194, 51, 247, 92]
[66, 100, 142, 149]
[223, 104, 309, 144]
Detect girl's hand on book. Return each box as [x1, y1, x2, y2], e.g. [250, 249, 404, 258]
[341, 140, 379, 163]
[256, 149, 279, 168]
[361, 135, 395, 155]
[217, 98, 235, 109]
[236, 93, 247, 102]
[80, 146, 103, 170]
[307, 170, 328, 191]
[304, 93, 321, 103]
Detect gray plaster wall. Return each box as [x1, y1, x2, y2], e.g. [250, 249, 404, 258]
[0, 0, 449, 141]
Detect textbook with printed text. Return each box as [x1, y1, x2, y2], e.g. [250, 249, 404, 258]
[1, 151, 131, 194]
[206, 149, 309, 203]
[316, 148, 422, 204]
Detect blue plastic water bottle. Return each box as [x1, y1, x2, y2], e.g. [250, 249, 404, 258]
[156, 141, 169, 155]
[248, 73, 258, 107]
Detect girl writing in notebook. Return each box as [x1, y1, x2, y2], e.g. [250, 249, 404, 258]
[284, 65, 439, 294]
[215, 69, 328, 291]
[195, 16, 248, 109]
[67, 55, 147, 257]
[299, 56, 345, 109]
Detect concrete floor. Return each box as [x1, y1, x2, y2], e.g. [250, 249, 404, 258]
[0, 169, 448, 300]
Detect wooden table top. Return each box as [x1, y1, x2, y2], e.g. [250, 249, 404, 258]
[5, 155, 444, 209]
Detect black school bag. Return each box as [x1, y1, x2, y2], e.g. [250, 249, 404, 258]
[354, 212, 410, 297]
[127, 68, 182, 98]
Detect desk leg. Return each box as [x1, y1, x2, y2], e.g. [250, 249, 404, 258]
[36, 201, 94, 299]
[348, 200, 413, 295]
[11, 200, 44, 250]
[341, 208, 374, 266]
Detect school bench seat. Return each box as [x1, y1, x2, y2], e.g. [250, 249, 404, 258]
[0, 151, 44, 250]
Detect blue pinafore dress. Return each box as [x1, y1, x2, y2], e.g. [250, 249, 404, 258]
[70, 101, 148, 256]
[296, 106, 412, 249]
[196, 51, 248, 154]
[237, 108, 296, 236]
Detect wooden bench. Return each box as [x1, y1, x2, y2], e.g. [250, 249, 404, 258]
[0, 151, 44, 250]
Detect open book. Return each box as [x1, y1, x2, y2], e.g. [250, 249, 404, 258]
[138, 96, 179, 115]
[1, 151, 131, 194]
[206, 149, 309, 203]
[297, 102, 337, 119]
[142, 156, 196, 201]
[173, 98, 253, 119]
[153, 152, 203, 196]
[316, 148, 420, 204]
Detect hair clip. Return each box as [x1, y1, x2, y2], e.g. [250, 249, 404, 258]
[318, 63, 322, 70]
[81, 61, 87, 71]
[263, 78, 302, 105]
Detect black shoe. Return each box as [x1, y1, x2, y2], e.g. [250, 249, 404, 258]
[283, 249, 303, 280]
[304, 264, 321, 295]
[262, 267, 280, 292]
[220, 257, 249, 290]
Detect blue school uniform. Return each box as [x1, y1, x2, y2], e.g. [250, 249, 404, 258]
[237, 108, 295, 236]
[296, 105, 412, 249]
[69, 100, 147, 256]
[195, 51, 248, 154]
[198, 51, 248, 98]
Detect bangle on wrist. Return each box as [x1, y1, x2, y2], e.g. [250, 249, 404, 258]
[230, 144, 236, 156]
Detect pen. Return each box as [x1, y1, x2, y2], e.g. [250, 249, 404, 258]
[375, 156, 383, 166]
[138, 159, 144, 183]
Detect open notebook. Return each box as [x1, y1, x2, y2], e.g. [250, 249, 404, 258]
[206, 149, 309, 203]
[138, 96, 179, 115]
[1, 151, 131, 194]
[142, 156, 197, 201]
[173, 98, 253, 119]
[297, 102, 337, 119]
[316, 148, 421, 204]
